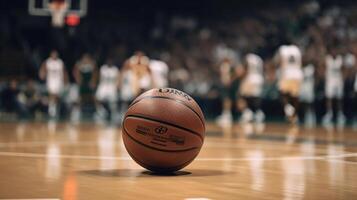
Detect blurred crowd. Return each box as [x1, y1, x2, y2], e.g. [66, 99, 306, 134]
[0, 0, 357, 125]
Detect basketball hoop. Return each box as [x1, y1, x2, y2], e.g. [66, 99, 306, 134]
[49, 0, 68, 28]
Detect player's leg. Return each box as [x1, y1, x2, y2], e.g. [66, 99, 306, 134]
[280, 91, 289, 117]
[94, 97, 108, 121]
[279, 80, 295, 123]
[243, 96, 263, 123]
[47, 80, 64, 119]
[216, 85, 233, 126]
[108, 97, 118, 122]
[323, 82, 334, 126]
[331, 98, 338, 124]
[353, 91, 357, 128]
[236, 96, 253, 135]
[107, 88, 119, 122]
[108, 102, 115, 122]
[280, 89, 294, 122]
[302, 101, 316, 127]
[291, 79, 302, 123]
[290, 94, 300, 124]
[47, 83, 54, 117]
[281, 91, 298, 124]
[97, 100, 114, 122]
[336, 84, 346, 127]
[240, 96, 253, 123]
[48, 94, 58, 118]
[323, 98, 333, 125]
[252, 97, 264, 123]
[223, 98, 232, 119]
[67, 84, 80, 122]
[101, 101, 111, 121]
[301, 85, 316, 127]
[334, 98, 345, 127]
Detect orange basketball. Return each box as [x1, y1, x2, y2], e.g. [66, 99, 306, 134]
[122, 88, 205, 173]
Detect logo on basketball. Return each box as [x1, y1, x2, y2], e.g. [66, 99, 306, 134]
[155, 126, 168, 134]
[158, 88, 192, 101]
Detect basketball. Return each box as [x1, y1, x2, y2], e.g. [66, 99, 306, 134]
[122, 88, 205, 173]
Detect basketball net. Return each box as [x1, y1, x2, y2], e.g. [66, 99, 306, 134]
[49, 1, 68, 28]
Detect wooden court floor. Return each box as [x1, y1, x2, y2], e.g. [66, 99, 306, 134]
[0, 122, 356, 200]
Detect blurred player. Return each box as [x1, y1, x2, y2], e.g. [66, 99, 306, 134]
[128, 51, 154, 95]
[216, 57, 235, 126]
[275, 44, 303, 124]
[322, 47, 345, 126]
[299, 62, 316, 127]
[149, 58, 169, 88]
[39, 50, 68, 118]
[118, 51, 153, 117]
[95, 58, 120, 121]
[0, 80, 28, 118]
[343, 48, 356, 126]
[354, 68, 357, 128]
[73, 53, 98, 119]
[21, 80, 47, 118]
[119, 61, 136, 116]
[63, 83, 80, 122]
[239, 53, 265, 124]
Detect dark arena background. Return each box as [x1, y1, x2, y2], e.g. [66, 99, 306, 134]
[0, 0, 357, 199]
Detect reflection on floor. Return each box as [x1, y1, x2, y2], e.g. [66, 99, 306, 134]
[0, 121, 356, 199]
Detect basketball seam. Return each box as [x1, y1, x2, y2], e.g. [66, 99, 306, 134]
[125, 114, 204, 141]
[125, 143, 195, 172]
[122, 127, 200, 152]
[129, 96, 205, 128]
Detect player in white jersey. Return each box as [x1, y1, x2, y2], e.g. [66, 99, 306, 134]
[240, 53, 265, 124]
[149, 59, 169, 88]
[275, 44, 303, 124]
[299, 62, 316, 127]
[95, 59, 120, 121]
[39, 50, 68, 118]
[323, 47, 345, 126]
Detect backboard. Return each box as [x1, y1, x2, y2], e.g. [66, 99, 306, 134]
[28, 0, 87, 17]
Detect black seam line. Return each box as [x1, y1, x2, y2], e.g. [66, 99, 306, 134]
[125, 144, 195, 172]
[123, 129, 202, 171]
[126, 114, 204, 141]
[129, 96, 205, 128]
[129, 96, 205, 127]
[122, 127, 200, 152]
[150, 141, 167, 146]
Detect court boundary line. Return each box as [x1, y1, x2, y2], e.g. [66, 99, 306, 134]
[0, 140, 353, 157]
[0, 151, 356, 165]
[0, 199, 60, 200]
[0, 140, 346, 150]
